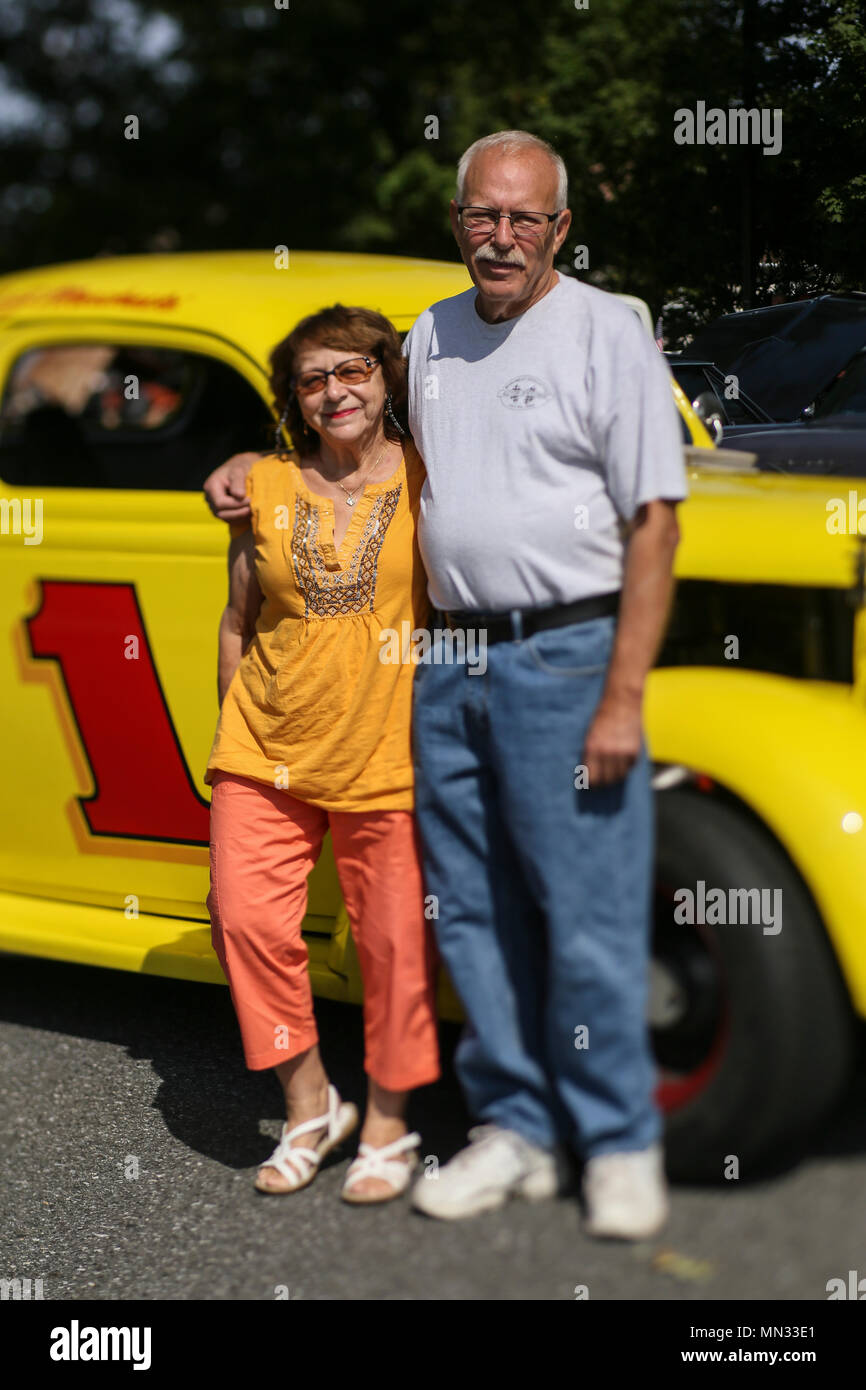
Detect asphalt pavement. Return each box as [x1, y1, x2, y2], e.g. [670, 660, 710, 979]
[1, 952, 865, 1302]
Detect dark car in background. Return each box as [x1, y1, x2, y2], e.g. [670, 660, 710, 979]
[717, 346, 866, 476]
[688, 293, 866, 421]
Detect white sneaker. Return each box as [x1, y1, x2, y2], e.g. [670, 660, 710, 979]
[410, 1124, 565, 1220]
[582, 1143, 669, 1240]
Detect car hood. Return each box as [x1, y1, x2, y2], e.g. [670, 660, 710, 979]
[689, 298, 866, 421]
[719, 419, 866, 476]
[680, 468, 865, 586]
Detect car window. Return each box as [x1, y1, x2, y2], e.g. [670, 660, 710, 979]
[672, 361, 768, 427]
[706, 375, 762, 425]
[672, 365, 711, 403]
[0, 343, 273, 489]
[673, 362, 732, 427]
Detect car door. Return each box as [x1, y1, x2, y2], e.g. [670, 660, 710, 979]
[0, 322, 344, 984]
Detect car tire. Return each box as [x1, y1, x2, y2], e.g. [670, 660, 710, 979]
[653, 787, 856, 1182]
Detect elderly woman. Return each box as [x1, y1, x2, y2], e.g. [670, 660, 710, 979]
[205, 304, 439, 1203]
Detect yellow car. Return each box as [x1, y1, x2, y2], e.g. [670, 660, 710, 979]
[1, 251, 862, 1180]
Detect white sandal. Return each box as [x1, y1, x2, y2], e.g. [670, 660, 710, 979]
[255, 1085, 359, 1194]
[340, 1131, 422, 1205]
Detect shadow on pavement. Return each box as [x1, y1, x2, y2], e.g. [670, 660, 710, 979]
[0, 952, 471, 1172]
[2, 951, 864, 1186]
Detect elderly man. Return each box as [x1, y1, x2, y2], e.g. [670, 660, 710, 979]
[204, 129, 685, 1239]
[404, 130, 684, 1237]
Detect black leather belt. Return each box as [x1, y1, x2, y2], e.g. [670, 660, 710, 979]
[443, 592, 619, 645]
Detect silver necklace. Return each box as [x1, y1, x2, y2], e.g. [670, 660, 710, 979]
[331, 444, 388, 506]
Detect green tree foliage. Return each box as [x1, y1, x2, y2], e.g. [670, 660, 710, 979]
[0, 0, 864, 335]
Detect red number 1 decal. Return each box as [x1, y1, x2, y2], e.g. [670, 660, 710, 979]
[28, 581, 210, 845]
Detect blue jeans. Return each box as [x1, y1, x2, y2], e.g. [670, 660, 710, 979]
[412, 614, 660, 1159]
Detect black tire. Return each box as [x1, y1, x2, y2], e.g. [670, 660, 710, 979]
[653, 787, 856, 1182]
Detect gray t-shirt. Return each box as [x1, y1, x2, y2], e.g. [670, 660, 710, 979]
[403, 272, 687, 612]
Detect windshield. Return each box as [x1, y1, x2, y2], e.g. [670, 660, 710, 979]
[815, 352, 866, 418]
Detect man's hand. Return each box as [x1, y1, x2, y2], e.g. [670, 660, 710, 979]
[583, 690, 643, 787]
[203, 452, 259, 522]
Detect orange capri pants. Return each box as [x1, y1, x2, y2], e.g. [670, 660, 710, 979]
[207, 772, 440, 1091]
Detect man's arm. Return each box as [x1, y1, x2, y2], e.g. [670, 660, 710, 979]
[582, 498, 680, 786]
[204, 451, 261, 522]
[218, 529, 263, 703]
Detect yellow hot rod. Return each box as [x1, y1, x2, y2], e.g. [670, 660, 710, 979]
[0, 250, 863, 1180]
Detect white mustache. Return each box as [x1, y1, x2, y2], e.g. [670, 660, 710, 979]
[473, 244, 526, 268]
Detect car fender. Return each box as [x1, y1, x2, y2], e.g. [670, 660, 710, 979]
[645, 666, 866, 1014]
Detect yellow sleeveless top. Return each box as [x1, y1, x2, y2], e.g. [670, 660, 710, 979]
[205, 441, 429, 811]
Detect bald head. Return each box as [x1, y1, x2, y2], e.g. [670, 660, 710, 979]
[456, 130, 568, 210]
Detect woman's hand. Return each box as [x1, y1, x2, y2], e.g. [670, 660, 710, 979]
[204, 452, 260, 522]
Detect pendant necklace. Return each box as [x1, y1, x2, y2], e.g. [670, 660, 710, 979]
[333, 443, 388, 506]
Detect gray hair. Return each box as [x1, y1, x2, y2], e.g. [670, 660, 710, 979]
[456, 130, 568, 210]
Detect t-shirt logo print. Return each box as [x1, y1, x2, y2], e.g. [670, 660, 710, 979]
[497, 376, 552, 409]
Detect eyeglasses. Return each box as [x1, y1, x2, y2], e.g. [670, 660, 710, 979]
[292, 356, 380, 395]
[457, 206, 564, 237]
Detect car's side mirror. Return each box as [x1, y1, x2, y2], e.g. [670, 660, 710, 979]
[691, 391, 725, 443]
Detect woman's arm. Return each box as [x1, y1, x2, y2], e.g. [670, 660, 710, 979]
[218, 528, 263, 703]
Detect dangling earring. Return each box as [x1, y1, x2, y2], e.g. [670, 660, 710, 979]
[384, 392, 406, 436]
[273, 402, 290, 454]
